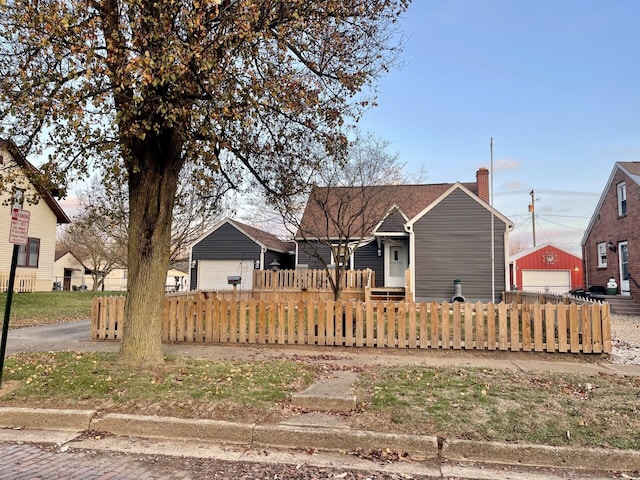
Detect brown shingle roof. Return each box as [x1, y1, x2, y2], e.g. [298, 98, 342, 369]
[619, 161, 640, 178]
[297, 182, 479, 238]
[230, 219, 294, 252]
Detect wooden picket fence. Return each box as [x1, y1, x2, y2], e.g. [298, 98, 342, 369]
[0, 271, 36, 293]
[91, 295, 611, 354]
[252, 268, 373, 301]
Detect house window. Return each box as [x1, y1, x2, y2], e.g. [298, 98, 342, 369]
[332, 244, 351, 269]
[17, 238, 40, 268]
[597, 242, 607, 268]
[617, 182, 627, 216]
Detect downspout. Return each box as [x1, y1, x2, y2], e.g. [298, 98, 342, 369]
[584, 244, 590, 289]
[404, 223, 415, 302]
[188, 249, 194, 290]
[504, 223, 514, 296]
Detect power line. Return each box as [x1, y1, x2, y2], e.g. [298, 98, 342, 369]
[535, 215, 586, 232]
[494, 189, 599, 197]
[535, 213, 592, 219]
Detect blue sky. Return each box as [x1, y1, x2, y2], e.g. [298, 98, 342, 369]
[356, 0, 640, 254]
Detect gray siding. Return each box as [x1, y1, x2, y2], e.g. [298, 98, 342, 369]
[190, 223, 262, 289]
[377, 210, 406, 233]
[353, 241, 384, 286]
[192, 223, 262, 260]
[413, 189, 507, 303]
[296, 241, 332, 268]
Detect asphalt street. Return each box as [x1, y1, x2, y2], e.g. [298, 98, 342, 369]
[5, 320, 113, 354]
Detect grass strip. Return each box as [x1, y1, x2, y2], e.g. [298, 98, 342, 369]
[353, 365, 640, 449]
[1, 352, 639, 450]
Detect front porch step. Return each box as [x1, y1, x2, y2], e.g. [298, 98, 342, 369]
[592, 294, 640, 316]
[369, 287, 406, 302]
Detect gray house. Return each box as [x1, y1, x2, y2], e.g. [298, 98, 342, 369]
[189, 218, 294, 291]
[296, 168, 514, 302]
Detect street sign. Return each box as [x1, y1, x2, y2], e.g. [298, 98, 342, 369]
[9, 207, 30, 245]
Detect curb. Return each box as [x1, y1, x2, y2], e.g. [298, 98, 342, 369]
[444, 438, 640, 472]
[91, 414, 254, 445]
[0, 407, 94, 431]
[0, 408, 639, 472]
[253, 424, 438, 456]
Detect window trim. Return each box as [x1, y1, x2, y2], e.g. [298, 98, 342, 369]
[17, 237, 40, 268]
[617, 182, 627, 216]
[331, 244, 353, 269]
[597, 242, 607, 268]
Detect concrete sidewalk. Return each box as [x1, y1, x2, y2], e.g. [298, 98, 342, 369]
[0, 405, 639, 477]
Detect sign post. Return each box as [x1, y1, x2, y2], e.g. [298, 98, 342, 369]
[0, 189, 28, 386]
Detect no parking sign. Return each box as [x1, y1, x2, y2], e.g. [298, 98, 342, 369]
[9, 207, 30, 245]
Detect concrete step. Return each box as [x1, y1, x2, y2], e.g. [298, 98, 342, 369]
[290, 371, 358, 412]
[598, 296, 640, 316]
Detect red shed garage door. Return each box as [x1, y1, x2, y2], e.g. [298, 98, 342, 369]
[197, 260, 254, 291]
[521, 270, 570, 295]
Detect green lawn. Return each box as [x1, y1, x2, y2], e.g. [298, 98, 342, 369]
[1, 352, 639, 450]
[0, 291, 124, 328]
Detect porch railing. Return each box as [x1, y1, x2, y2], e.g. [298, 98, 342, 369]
[251, 268, 374, 301]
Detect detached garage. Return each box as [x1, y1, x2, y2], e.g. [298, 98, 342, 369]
[189, 218, 294, 291]
[510, 243, 583, 295]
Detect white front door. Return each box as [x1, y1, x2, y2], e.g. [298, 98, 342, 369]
[619, 241, 630, 296]
[385, 242, 407, 287]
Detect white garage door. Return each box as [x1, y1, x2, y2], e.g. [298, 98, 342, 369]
[521, 270, 570, 295]
[197, 260, 254, 291]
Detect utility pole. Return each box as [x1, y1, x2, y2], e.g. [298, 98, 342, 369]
[528, 190, 536, 247]
[490, 138, 495, 303]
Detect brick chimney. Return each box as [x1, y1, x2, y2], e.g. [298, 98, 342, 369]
[476, 168, 489, 203]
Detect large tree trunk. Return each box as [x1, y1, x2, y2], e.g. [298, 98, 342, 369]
[119, 133, 182, 366]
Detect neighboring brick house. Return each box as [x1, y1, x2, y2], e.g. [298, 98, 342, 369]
[0, 140, 70, 292]
[582, 162, 640, 299]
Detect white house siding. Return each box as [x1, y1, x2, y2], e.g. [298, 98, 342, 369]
[83, 267, 128, 292]
[0, 154, 59, 292]
[81, 268, 186, 292]
[53, 253, 86, 290]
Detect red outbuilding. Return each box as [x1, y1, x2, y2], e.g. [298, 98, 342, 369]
[509, 243, 583, 294]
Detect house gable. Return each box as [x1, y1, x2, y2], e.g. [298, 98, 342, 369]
[296, 183, 456, 240]
[0, 140, 70, 291]
[406, 182, 512, 229]
[0, 139, 70, 224]
[509, 242, 583, 293]
[191, 218, 292, 254]
[189, 218, 294, 290]
[407, 185, 513, 303]
[373, 205, 408, 235]
[191, 221, 264, 261]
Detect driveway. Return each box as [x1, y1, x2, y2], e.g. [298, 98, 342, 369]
[5, 320, 119, 355]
